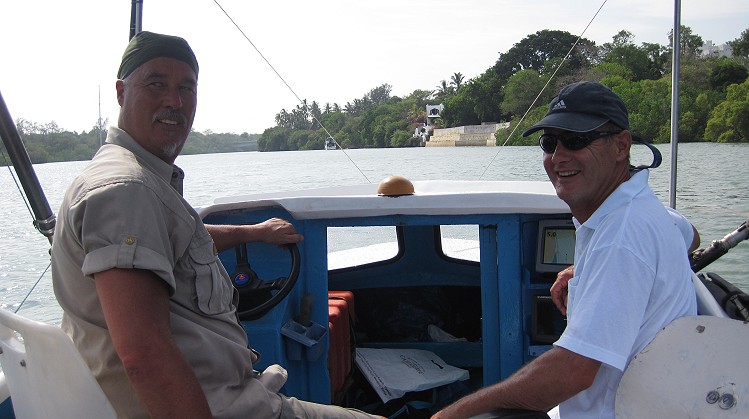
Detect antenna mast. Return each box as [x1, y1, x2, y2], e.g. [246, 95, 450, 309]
[129, 0, 143, 40]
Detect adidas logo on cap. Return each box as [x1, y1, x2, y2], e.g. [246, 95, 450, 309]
[551, 100, 566, 111]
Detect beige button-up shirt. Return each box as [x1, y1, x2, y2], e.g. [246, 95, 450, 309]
[52, 127, 282, 418]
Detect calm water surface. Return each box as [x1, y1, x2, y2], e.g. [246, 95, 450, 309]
[1, 143, 748, 324]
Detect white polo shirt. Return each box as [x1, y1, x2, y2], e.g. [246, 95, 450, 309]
[553, 170, 697, 418]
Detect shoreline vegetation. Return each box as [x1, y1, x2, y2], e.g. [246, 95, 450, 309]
[3, 26, 748, 164]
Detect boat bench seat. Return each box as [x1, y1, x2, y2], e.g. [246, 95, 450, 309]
[0, 308, 117, 418]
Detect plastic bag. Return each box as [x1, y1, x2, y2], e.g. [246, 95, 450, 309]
[354, 348, 469, 403]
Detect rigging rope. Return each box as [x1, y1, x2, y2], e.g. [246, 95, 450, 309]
[212, 0, 372, 184]
[1, 149, 38, 222]
[13, 263, 51, 314]
[1, 149, 51, 313]
[478, 0, 610, 179]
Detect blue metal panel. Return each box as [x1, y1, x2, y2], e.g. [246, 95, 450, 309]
[479, 223, 500, 386]
[496, 216, 524, 380]
[206, 207, 333, 403]
[479, 215, 526, 385]
[0, 398, 14, 419]
[246, 218, 334, 404]
[299, 220, 334, 403]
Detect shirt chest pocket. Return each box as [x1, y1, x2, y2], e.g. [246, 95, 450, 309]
[187, 233, 234, 315]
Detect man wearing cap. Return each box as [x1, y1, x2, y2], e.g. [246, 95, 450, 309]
[432, 81, 696, 419]
[51, 31, 379, 418]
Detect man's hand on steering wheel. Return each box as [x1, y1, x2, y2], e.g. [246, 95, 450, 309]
[253, 218, 304, 246]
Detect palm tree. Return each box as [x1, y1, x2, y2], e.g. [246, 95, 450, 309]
[450, 72, 465, 91]
[435, 80, 453, 102]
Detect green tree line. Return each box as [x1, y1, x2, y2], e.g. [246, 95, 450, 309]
[3, 25, 748, 162]
[259, 25, 749, 151]
[0, 118, 259, 165]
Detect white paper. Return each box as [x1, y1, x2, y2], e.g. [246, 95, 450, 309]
[354, 347, 470, 403]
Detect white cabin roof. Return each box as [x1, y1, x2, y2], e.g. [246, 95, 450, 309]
[197, 180, 570, 220]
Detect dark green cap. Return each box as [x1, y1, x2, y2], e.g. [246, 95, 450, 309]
[117, 31, 199, 79]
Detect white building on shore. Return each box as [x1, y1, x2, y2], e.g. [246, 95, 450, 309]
[700, 41, 733, 58]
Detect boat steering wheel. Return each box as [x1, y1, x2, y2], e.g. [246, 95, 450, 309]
[231, 242, 301, 321]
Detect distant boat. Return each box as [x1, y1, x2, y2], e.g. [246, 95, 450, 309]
[324, 136, 339, 150]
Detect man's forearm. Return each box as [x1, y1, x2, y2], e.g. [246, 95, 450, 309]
[206, 224, 251, 251]
[207, 219, 302, 251]
[95, 268, 213, 418]
[432, 347, 600, 418]
[124, 342, 213, 418]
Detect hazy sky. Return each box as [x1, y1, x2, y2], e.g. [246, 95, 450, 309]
[1, 0, 747, 135]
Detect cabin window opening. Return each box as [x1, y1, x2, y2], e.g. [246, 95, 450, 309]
[438, 224, 480, 263]
[327, 226, 400, 270]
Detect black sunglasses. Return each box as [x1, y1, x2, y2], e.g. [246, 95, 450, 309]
[539, 130, 622, 153]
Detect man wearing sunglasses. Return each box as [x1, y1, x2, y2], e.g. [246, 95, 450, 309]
[431, 81, 696, 419]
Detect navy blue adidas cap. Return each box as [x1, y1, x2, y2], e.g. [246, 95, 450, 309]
[523, 81, 661, 169]
[522, 81, 631, 137]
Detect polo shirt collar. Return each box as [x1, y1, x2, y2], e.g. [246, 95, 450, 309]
[575, 169, 650, 230]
